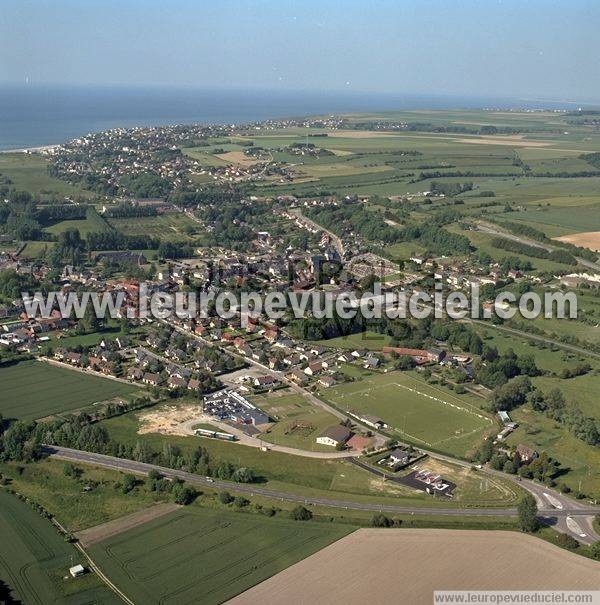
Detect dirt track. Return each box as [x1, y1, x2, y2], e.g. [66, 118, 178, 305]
[75, 503, 179, 547]
[228, 529, 600, 605]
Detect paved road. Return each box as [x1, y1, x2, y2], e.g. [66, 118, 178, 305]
[177, 415, 359, 459]
[45, 446, 600, 531]
[290, 208, 345, 259]
[165, 320, 600, 542]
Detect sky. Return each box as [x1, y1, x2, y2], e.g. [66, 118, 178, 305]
[2, 0, 600, 102]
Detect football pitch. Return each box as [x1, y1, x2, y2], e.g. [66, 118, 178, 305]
[89, 507, 351, 605]
[321, 372, 493, 457]
[0, 360, 139, 420]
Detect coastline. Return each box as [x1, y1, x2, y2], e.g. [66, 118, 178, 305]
[0, 144, 61, 154]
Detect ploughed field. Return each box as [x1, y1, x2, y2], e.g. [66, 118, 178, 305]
[229, 528, 600, 605]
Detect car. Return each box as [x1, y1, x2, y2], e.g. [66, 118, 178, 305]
[205, 477, 214, 483]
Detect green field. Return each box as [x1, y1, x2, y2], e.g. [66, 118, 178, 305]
[0, 360, 140, 420]
[108, 213, 206, 243]
[45, 217, 101, 237]
[89, 507, 351, 605]
[0, 489, 118, 604]
[0, 153, 92, 198]
[0, 459, 174, 532]
[506, 407, 600, 495]
[252, 391, 342, 452]
[99, 410, 518, 506]
[320, 371, 493, 457]
[318, 330, 393, 351]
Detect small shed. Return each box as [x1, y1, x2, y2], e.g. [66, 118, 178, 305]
[69, 564, 85, 578]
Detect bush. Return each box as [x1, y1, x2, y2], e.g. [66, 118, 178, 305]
[234, 496, 249, 508]
[291, 506, 312, 521]
[371, 513, 393, 528]
[173, 485, 197, 505]
[590, 541, 600, 560]
[556, 533, 579, 549]
[218, 491, 234, 505]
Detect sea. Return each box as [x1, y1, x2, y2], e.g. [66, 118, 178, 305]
[0, 84, 586, 152]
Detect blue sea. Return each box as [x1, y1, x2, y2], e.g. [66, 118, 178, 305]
[0, 84, 584, 151]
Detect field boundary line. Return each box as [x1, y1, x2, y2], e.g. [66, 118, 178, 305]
[74, 541, 134, 605]
[49, 515, 133, 604]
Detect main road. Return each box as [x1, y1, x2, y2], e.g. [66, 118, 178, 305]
[45, 445, 600, 543]
[165, 318, 600, 543]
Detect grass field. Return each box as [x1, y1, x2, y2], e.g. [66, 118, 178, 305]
[319, 371, 493, 457]
[45, 217, 100, 237]
[318, 330, 392, 351]
[251, 391, 342, 452]
[0, 360, 140, 420]
[0, 489, 118, 604]
[89, 506, 351, 605]
[506, 406, 600, 495]
[0, 153, 92, 198]
[99, 410, 518, 506]
[0, 459, 174, 532]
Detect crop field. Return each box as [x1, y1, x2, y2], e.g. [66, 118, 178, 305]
[89, 507, 351, 605]
[251, 390, 342, 452]
[0, 360, 140, 420]
[319, 371, 493, 457]
[108, 213, 205, 242]
[229, 529, 600, 604]
[0, 489, 117, 604]
[495, 204, 600, 236]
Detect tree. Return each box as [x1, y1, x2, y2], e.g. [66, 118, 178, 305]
[173, 484, 196, 505]
[517, 494, 539, 532]
[590, 541, 600, 560]
[291, 505, 312, 521]
[371, 513, 393, 527]
[0, 578, 22, 604]
[121, 473, 138, 494]
[218, 491, 234, 505]
[232, 467, 255, 483]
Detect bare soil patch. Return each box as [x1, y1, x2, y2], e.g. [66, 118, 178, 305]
[216, 151, 259, 166]
[138, 404, 203, 436]
[228, 529, 600, 605]
[554, 231, 600, 251]
[75, 503, 179, 547]
[454, 137, 550, 147]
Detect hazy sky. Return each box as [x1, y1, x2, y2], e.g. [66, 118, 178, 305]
[2, 0, 599, 101]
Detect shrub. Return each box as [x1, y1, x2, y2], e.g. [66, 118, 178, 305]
[371, 513, 393, 528]
[291, 506, 312, 521]
[556, 533, 579, 549]
[218, 491, 234, 505]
